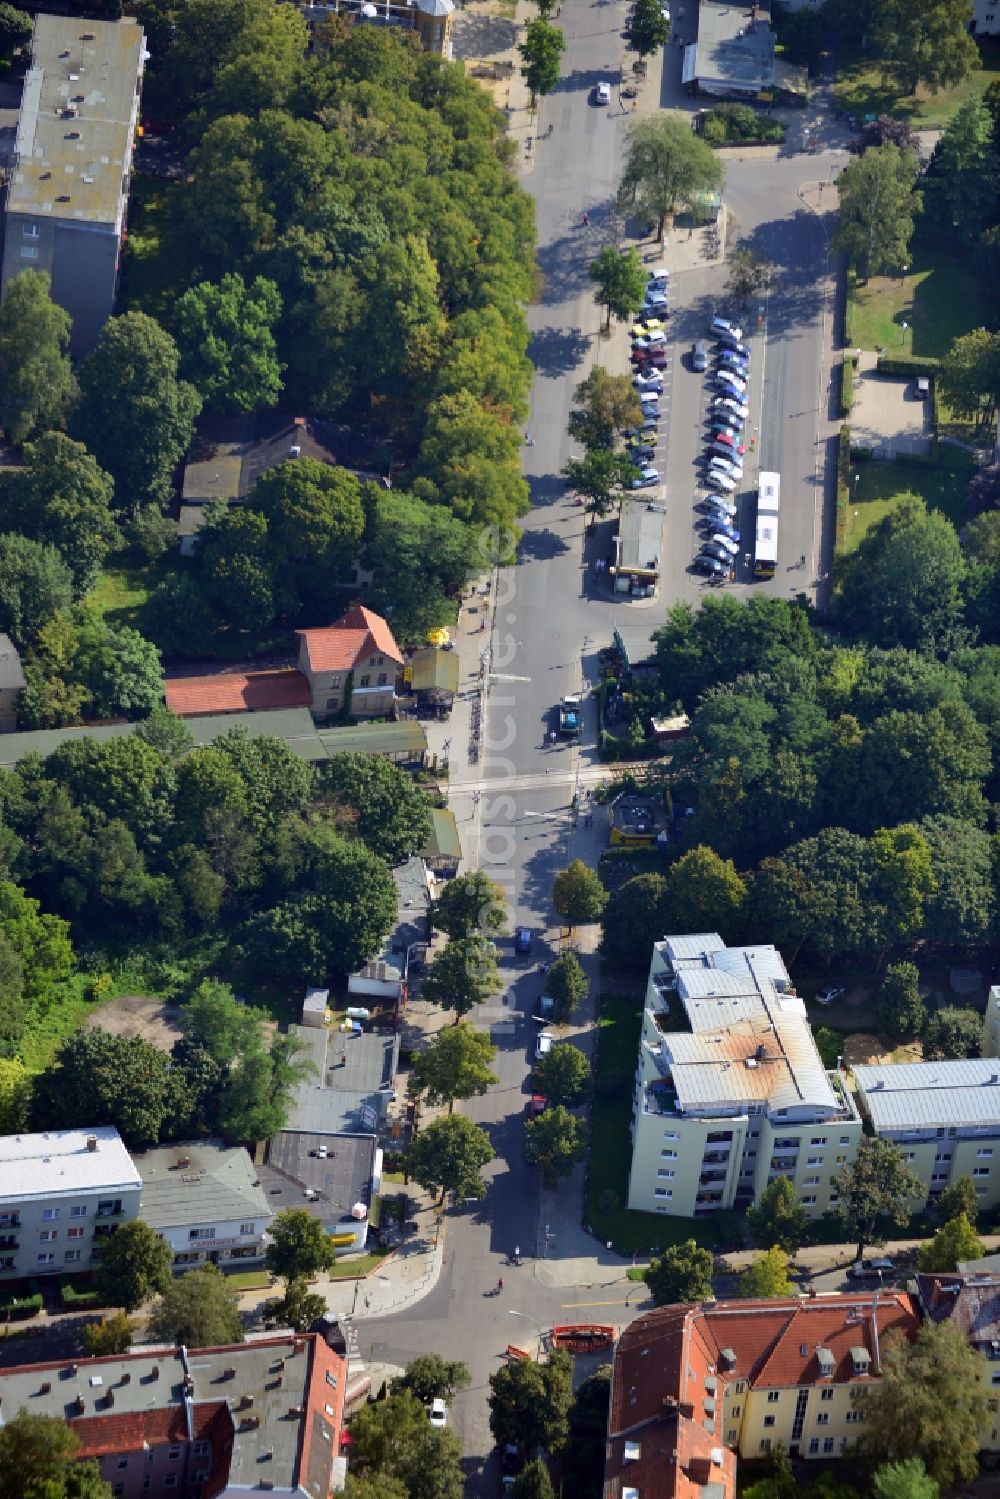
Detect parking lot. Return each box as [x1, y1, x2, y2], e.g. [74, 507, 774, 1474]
[851, 350, 933, 458]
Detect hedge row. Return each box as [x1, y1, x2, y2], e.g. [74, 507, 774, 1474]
[702, 104, 787, 146]
[0, 1291, 42, 1319]
[61, 1278, 102, 1309]
[840, 354, 856, 418]
[836, 424, 851, 549]
[874, 354, 941, 377]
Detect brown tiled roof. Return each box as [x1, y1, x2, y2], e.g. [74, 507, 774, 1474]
[164, 669, 311, 716]
[916, 1271, 1000, 1346]
[71, 1406, 195, 1458]
[298, 606, 403, 673]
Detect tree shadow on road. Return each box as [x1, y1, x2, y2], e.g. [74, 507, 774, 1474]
[528, 324, 592, 378]
[516, 526, 572, 561]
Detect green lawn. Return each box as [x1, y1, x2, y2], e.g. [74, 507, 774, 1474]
[847, 245, 988, 362]
[835, 38, 1000, 128]
[839, 451, 975, 554]
[121, 177, 192, 323]
[585, 993, 742, 1254]
[89, 559, 162, 630]
[224, 1270, 272, 1291]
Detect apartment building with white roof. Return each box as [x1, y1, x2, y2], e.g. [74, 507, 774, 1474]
[0, 1127, 141, 1280]
[627, 935, 862, 1217]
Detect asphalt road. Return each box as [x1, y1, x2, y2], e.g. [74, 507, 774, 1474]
[354, 9, 847, 1490]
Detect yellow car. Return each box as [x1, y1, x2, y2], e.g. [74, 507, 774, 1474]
[631, 318, 665, 339]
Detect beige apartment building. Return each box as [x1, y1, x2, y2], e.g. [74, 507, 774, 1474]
[0, 1127, 141, 1280]
[627, 935, 862, 1218]
[853, 1058, 1000, 1213]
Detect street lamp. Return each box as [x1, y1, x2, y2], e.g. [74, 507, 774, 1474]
[508, 1308, 544, 1359]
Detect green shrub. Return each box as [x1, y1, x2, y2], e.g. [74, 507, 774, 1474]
[836, 424, 851, 547]
[840, 357, 854, 418]
[0, 1291, 42, 1319]
[702, 104, 786, 145]
[875, 354, 941, 378]
[60, 1278, 102, 1309]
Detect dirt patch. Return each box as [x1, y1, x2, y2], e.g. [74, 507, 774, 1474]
[84, 994, 183, 1053]
[841, 1031, 890, 1067]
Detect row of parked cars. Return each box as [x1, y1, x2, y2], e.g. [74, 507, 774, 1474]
[626, 267, 671, 490]
[691, 317, 750, 579]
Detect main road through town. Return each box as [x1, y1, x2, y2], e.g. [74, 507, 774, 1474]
[354, 6, 844, 1489]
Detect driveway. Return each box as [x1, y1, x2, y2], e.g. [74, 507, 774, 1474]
[851, 351, 933, 458]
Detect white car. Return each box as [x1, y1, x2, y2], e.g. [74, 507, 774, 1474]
[643, 292, 669, 312]
[714, 396, 749, 420]
[633, 329, 667, 349]
[535, 1030, 554, 1060]
[639, 390, 661, 407]
[708, 533, 739, 556]
[647, 265, 669, 283]
[634, 372, 663, 391]
[592, 82, 612, 105]
[630, 467, 661, 489]
[429, 1399, 448, 1429]
[709, 454, 744, 479]
[705, 470, 737, 493]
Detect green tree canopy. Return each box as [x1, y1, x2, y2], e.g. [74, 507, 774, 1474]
[262, 1276, 327, 1333]
[518, 17, 565, 104]
[870, 0, 979, 96]
[830, 1137, 924, 1261]
[619, 116, 723, 241]
[628, 0, 670, 54]
[916, 1211, 984, 1273]
[0, 1410, 82, 1499]
[420, 934, 502, 1020]
[95, 1219, 174, 1312]
[544, 950, 588, 1023]
[725, 247, 774, 306]
[859, 1318, 989, 1487]
[391, 1354, 471, 1405]
[0, 535, 74, 650]
[318, 752, 431, 865]
[31, 1029, 172, 1148]
[431, 869, 508, 940]
[746, 1176, 808, 1254]
[931, 1174, 979, 1225]
[922, 1005, 983, 1059]
[512, 1460, 556, 1499]
[148, 1264, 244, 1348]
[524, 1105, 588, 1188]
[488, 1347, 573, 1456]
[407, 1113, 494, 1202]
[737, 1246, 795, 1298]
[531, 1042, 592, 1107]
[347, 1389, 464, 1499]
[835, 497, 966, 654]
[266, 1208, 336, 1281]
[870, 1459, 939, 1499]
[644, 1239, 714, 1305]
[875, 962, 926, 1036]
[923, 96, 1000, 242]
[562, 447, 639, 522]
[0, 271, 73, 445]
[82, 1313, 133, 1358]
[362, 488, 481, 643]
[3, 434, 118, 595]
[247, 458, 366, 618]
[832, 143, 922, 279]
[72, 312, 202, 513]
[175, 273, 283, 411]
[410, 1023, 498, 1112]
[939, 328, 1000, 432]
[552, 859, 607, 929]
[661, 845, 747, 940]
[601, 872, 668, 972]
[588, 246, 648, 332]
[568, 367, 644, 451]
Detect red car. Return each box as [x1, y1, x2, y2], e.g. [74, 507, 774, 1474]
[713, 432, 747, 453]
[632, 347, 668, 368]
[530, 1094, 548, 1116]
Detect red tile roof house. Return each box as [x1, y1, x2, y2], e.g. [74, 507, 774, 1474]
[0, 1332, 347, 1498]
[604, 1292, 922, 1499]
[297, 606, 404, 720]
[163, 606, 404, 722]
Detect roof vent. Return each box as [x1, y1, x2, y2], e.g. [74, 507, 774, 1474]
[86, 1135, 97, 1153]
[38, 1381, 51, 1395]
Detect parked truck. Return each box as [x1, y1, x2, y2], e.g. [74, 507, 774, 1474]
[557, 693, 582, 736]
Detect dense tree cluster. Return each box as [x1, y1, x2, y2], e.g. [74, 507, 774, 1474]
[602, 569, 1000, 971]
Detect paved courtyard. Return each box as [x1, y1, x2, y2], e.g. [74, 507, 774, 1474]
[851, 350, 932, 458]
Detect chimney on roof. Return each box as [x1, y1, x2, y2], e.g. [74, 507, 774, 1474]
[86, 1135, 97, 1153]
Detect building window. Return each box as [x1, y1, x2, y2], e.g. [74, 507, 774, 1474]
[821, 1388, 833, 1402]
[22, 224, 39, 238]
[823, 1438, 835, 1454]
[117, 1460, 129, 1472]
[808, 1439, 819, 1454]
[168, 1447, 181, 1461]
[359, 675, 370, 687]
[657, 1169, 675, 1178]
[803, 1176, 820, 1187]
[974, 1168, 990, 1177]
[96, 1200, 122, 1218]
[70, 1206, 87, 1218]
[759, 1440, 771, 1454]
[189, 1227, 216, 1240]
[810, 1137, 827, 1146]
[654, 1188, 672, 1199]
[20, 246, 39, 260]
[802, 1195, 817, 1205]
[64, 1250, 81, 1263]
[846, 1410, 862, 1423]
[39, 1230, 57, 1243]
[113, 1488, 125, 1499]
[730, 1405, 741, 1417]
[839, 1136, 851, 1145]
[164, 1478, 178, 1490]
[767, 1391, 780, 1404]
[763, 1415, 775, 1428]
[67, 1227, 84, 1240]
[816, 1413, 829, 1426]
[239, 1223, 256, 1235]
[377, 673, 387, 686]
[661, 1149, 677, 1160]
[42, 1208, 60, 1222]
[978, 1149, 994, 1158]
[142, 1482, 151, 1493]
[37, 1252, 55, 1265]
[193, 1442, 210, 1458]
[806, 1156, 824, 1166]
[727, 1429, 738, 1443]
[663, 1131, 679, 1141]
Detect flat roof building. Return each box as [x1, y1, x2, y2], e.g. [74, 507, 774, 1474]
[611, 499, 663, 597]
[853, 1058, 1000, 1213]
[0, 1126, 141, 1280]
[628, 935, 862, 1217]
[683, 1, 807, 103]
[1, 16, 146, 353]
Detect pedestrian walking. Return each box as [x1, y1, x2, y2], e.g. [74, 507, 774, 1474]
[498, 1276, 504, 1292]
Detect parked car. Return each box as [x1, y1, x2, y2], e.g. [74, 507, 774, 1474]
[710, 316, 741, 340]
[708, 532, 739, 556]
[629, 467, 661, 489]
[429, 1399, 448, 1429]
[628, 445, 657, 464]
[718, 351, 750, 373]
[639, 390, 661, 407]
[694, 553, 728, 576]
[535, 1031, 554, 1060]
[643, 291, 669, 312]
[591, 82, 612, 105]
[715, 369, 747, 390]
[633, 346, 668, 368]
[632, 318, 665, 338]
[514, 926, 533, 956]
[718, 325, 746, 347]
[692, 340, 709, 371]
[848, 1258, 895, 1280]
[698, 519, 739, 541]
[705, 470, 737, 493]
[714, 396, 749, 420]
[633, 330, 667, 349]
[713, 434, 747, 454]
[634, 372, 663, 391]
[701, 541, 734, 565]
[624, 420, 659, 439]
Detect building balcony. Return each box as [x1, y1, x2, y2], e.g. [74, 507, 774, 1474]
[0, 1218, 21, 1230]
[94, 1209, 128, 1223]
[0, 1238, 19, 1251]
[702, 1152, 730, 1166]
[770, 1158, 797, 1173]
